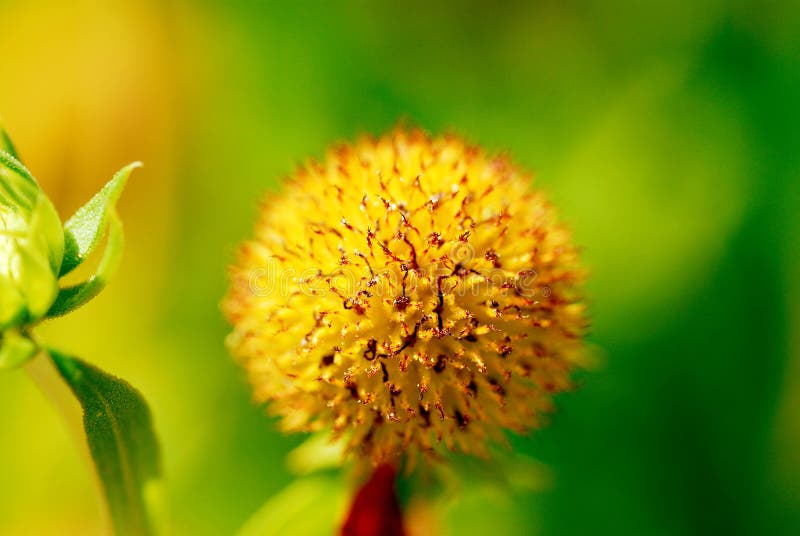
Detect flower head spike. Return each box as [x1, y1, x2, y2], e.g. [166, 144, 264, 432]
[224, 127, 587, 466]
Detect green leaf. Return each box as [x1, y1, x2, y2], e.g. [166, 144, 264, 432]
[48, 212, 124, 317]
[60, 162, 139, 276]
[0, 118, 19, 160]
[49, 349, 164, 536]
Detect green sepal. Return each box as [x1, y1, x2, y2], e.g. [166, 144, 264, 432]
[48, 212, 124, 317]
[60, 162, 139, 276]
[30, 186, 66, 276]
[17, 239, 60, 319]
[0, 329, 38, 370]
[0, 118, 19, 160]
[0, 150, 39, 188]
[0, 273, 26, 329]
[0, 150, 38, 201]
[48, 349, 165, 536]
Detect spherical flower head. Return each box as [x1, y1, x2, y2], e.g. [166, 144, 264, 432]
[224, 127, 587, 466]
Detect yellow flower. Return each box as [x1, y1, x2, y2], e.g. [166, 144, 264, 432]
[224, 127, 587, 466]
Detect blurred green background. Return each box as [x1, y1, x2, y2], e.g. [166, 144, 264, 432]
[1, 0, 798, 534]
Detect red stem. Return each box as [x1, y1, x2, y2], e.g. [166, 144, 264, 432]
[340, 464, 406, 536]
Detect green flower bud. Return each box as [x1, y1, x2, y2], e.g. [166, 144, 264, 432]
[0, 151, 64, 330]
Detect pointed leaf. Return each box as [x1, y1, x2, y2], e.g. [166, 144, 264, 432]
[60, 162, 139, 276]
[48, 212, 124, 317]
[49, 349, 164, 536]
